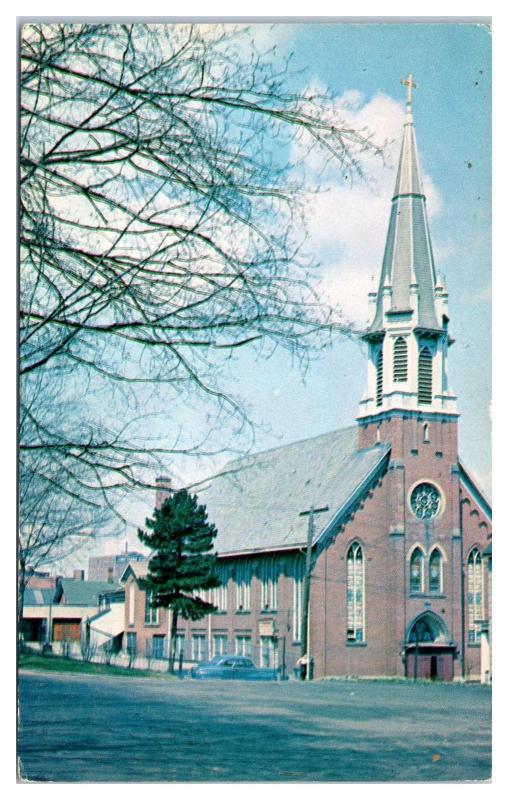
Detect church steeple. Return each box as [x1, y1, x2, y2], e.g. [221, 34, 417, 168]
[369, 73, 440, 334]
[358, 75, 458, 423]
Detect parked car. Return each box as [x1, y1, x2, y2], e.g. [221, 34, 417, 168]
[190, 655, 277, 681]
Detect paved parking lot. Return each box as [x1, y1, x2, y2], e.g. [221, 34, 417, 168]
[18, 671, 491, 782]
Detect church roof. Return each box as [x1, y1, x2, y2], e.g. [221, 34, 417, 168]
[368, 85, 439, 334]
[196, 427, 390, 557]
[457, 458, 492, 520]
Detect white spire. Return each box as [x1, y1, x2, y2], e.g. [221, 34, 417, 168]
[367, 73, 439, 333]
[358, 75, 458, 422]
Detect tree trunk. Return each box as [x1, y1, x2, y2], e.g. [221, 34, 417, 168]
[18, 562, 27, 647]
[168, 609, 179, 674]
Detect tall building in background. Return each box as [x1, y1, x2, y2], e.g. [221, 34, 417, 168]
[88, 543, 147, 583]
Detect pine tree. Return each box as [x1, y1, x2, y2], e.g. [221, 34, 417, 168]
[138, 489, 220, 671]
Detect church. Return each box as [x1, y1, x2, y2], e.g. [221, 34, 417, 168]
[122, 76, 492, 682]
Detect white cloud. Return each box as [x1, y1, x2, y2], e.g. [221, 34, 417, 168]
[298, 90, 444, 327]
[193, 22, 297, 61]
[477, 284, 492, 304]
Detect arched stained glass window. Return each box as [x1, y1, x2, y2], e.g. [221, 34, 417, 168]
[376, 349, 383, 406]
[467, 548, 483, 643]
[418, 347, 433, 404]
[393, 337, 408, 382]
[260, 558, 278, 611]
[409, 548, 424, 594]
[428, 549, 443, 594]
[346, 543, 364, 642]
[408, 613, 447, 643]
[408, 617, 435, 643]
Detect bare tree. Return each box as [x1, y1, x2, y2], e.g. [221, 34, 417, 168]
[19, 24, 383, 557]
[17, 459, 112, 637]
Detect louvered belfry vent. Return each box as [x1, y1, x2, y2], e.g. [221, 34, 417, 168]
[376, 349, 383, 406]
[418, 347, 433, 404]
[393, 337, 408, 382]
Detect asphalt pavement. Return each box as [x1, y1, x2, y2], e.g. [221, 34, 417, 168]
[18, 671, 491, 782]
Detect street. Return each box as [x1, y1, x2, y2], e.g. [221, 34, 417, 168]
[18, 671, 491, 782]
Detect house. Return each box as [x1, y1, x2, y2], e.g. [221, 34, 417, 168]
[120, 76, 492, 681]
[84, 585, 125, 656]
[22, 570, 123, 657]
[21, 585, 55, 644]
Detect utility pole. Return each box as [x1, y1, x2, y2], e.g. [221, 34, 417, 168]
[299, 505, 329, 680]
[459, 497, 466, 680]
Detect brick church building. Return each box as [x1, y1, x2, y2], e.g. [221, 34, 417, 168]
[122, 77, 492, 682]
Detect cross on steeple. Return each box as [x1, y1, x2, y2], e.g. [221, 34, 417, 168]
[400, 73, 418, 106]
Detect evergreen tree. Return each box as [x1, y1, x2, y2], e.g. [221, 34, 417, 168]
[138, 489, 220, 671]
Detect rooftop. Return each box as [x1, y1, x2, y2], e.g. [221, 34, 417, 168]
[24, 587, 55, 606]
[368, 79, 440, 334]
[197, 427, 390, 556]
[57, 579, 123, 606]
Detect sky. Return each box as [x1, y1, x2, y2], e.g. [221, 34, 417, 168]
[61, 21, 492, 566]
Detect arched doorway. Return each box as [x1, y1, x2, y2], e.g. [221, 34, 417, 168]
[405, 612, 456, 681]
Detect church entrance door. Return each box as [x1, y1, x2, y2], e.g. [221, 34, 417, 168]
[405, 612, 456, 681]
[430, 655, 444, 680]
[405, 646, 452, 680]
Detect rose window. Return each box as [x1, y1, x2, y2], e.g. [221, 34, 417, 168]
[410, 482, 441, 520]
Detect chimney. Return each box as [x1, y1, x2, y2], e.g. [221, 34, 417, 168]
[107, 566, 114, 583]
[155, 476, 172, 510]
[73, 569, 85, 581]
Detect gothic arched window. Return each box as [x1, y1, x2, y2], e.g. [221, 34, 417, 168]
[376, 349, 383, 406]
[418, 347, 433, 404]
[467, 548, 483, 643]
[393, 337, 408, 382]
[346, 543, 364, 642]
[408, 617, 435, 643]
[428, 549, 443, 594]
[409, 547, 424, 594]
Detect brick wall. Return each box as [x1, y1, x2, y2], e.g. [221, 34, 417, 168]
[122, 415, 490, 680]
[123, 554, 304, 670]
[310, 416, 490, 679]
[460, 483, 492, 680]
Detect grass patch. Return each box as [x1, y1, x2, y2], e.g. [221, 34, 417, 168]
[18, 651, 176, 679]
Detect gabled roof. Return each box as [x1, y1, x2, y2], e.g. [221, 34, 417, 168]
[57, 579, 122, 606]
[119, 561, 149, 584]
[197, 427, 390, 556]
[24, 587, 55, 606]
[26, 574, 57, 590]
[457, 458, 492, 521]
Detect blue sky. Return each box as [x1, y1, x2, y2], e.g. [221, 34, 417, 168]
[228, 22, 492, 483]
[69, 21, 492, 562]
